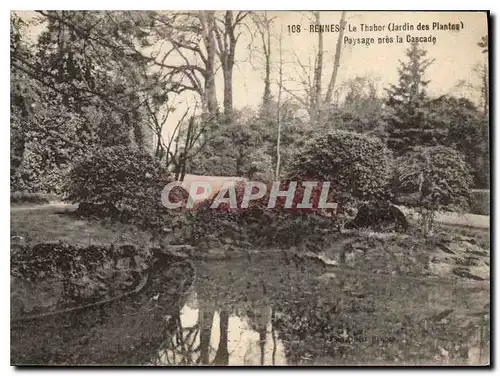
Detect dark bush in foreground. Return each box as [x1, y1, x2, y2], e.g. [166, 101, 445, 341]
[345, 201, 408, 233]
[65, 146, 171, 231]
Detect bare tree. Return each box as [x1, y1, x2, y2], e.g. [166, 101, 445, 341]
[213, 11, 249, 121]
[477, 35, 488, 116]
[275, 26, 284, 179]
[252, 11, 274, 116]
[325, 11, 347, 105]
[150, 11, 220, 118]
[310, 11, 323, 125]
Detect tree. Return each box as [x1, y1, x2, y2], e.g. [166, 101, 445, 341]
[477, 35, 488, 116]
[189, 108, 273, 179]
[393, 145, 472, 234]
[11, 12, 93, 192]
[11, 13, 33, 176]
[213, 11, 249, 121]
[327, 75, 385, 136]
[310, 11, 323, 126]
[252, 11, 275, 117]
[429, 95, 489, 188]
[385, 42, 439, 153]
[151, 10, 249, 121]
[279, 12, 347, 127]
[324, 11, 347, 105]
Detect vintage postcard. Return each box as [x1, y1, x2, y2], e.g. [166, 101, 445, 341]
[10, 10, 490, 366]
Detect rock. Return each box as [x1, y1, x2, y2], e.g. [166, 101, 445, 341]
[458, 235, 476, 244]
[452, 267, 486, 281]
[349, 241, 370, 251]
[301, 251, 337, 268]
[315, 272, 337, 282]
[344, 201, 408, 233]
[318, 254, 338, 266]
[465, 243, 489, 257]
[152, 247, 190, 263]
[430, 308, 454, 322]
[428, 262, 455, 277]
[204, 248, 226, 260]
[469, 266, 489, 281]
[446, 241, 489, 258]
[437, 243, 455, 254]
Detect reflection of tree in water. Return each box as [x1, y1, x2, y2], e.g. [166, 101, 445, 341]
[159, 277, 278, 366]
[159, 303, 280, 366]
[244, 305, 273, 365]
[157, 312, 200, 365]
[157, 305, 231, 366]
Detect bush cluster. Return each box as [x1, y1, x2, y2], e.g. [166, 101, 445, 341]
[287, 130, 393, 203]
[65, 146, 171, 231]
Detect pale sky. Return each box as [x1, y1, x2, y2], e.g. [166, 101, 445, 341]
[232, 11, 488, 107]
[16, 11, 489, 136]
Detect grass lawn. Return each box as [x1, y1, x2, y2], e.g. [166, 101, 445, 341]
[11, 204, 152, 248]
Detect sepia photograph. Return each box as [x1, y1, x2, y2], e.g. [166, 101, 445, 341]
[10, 10, 490, 366]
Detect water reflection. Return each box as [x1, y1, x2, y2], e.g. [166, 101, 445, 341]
[153, 254, 489, 366]
[157, 293, 287, 366]
[11, 253, 489, 366]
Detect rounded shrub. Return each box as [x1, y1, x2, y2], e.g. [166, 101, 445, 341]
[393, 145, 472, 212]
[287, 130, 393, 202]
[65, 145, 171, 230]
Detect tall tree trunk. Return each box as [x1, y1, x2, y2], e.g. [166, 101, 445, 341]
[311, 11, 323, 125]
[325, 11, 347, 104]
[214, 10, 242, 122]
[223, 65, 233, 120]
[271, 308, 277, 365]
[275, 27, 284, 180]
[260, 11, 272, 116]
[199, 11, 219, 117]
[482, 63, 488, 116]
[223, 11, 235, 120]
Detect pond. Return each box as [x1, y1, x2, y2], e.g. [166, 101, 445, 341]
[11, 252, 489, 366]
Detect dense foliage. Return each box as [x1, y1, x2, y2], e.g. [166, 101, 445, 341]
[188, 178, 346, 250]
[190, 109, 274, 180]
[385, 42, 442, 153]
[288, 130, 393, 203]
[66, 146, 170, 230]
[428, 95, 489, 188]
[393, 145, 472, 232]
